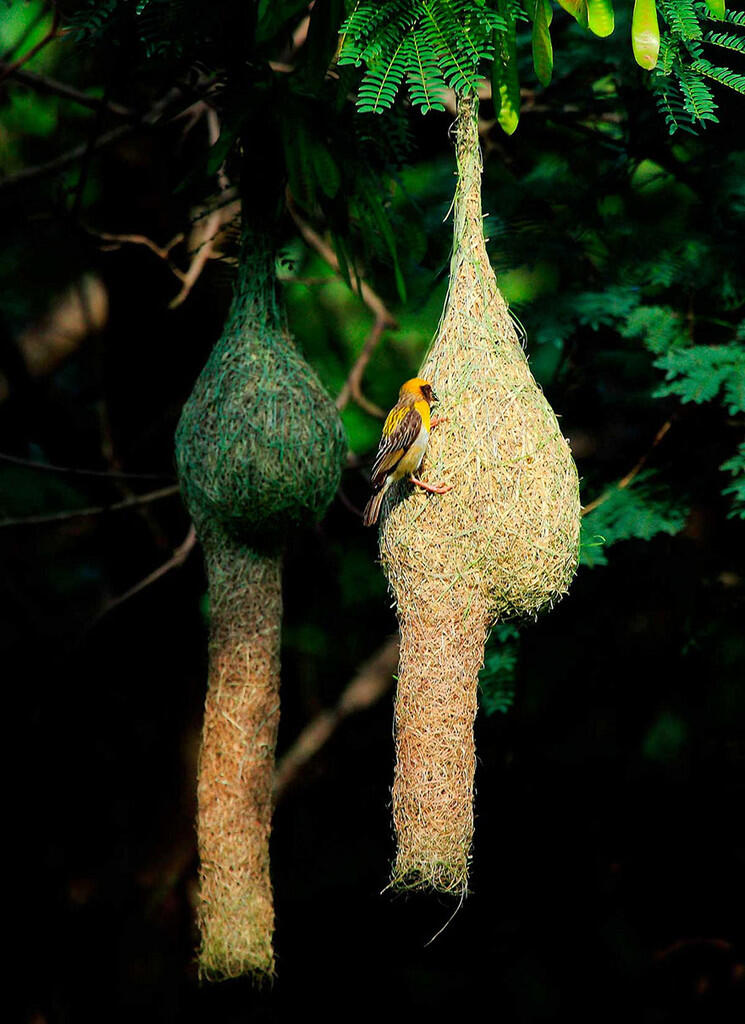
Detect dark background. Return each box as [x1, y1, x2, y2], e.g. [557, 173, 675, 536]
[2, 2, 744, 1021]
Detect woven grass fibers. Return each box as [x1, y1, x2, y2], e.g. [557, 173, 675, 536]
[197, 535, 281, 980]
[380, 94, 580, 893]
[175, 234, 346, 979]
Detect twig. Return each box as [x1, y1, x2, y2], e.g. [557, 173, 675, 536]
[0, 63, 134, 117]
[336, 317, 390, 417]
[0, 123, 133, 190]
[273, 634, 399, 800]
[286, 193, 395, 418]
[1, 3, 49, 62]
[0, 451, 174, 481]
[0, 484, 180, 527]
[71, 69, 114, 219]
[99, 524, 196, 617]
[0, 5, 60, 85]
[89, 229, 187, 282]
[268, 12, 311, 73]
[168, 107, 238, 308]
[655, 937, 733, 961]
[581, 419, 674, 518]
[0, 84, 196, 193]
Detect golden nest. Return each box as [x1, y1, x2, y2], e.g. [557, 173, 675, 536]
[379, 94, 580, 894]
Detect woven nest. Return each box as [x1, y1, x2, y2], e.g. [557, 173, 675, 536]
[379, 93, 580, 894]
[197, 537, 281, 981]
[175, 233, 346, 980]
[175, 233, 347, 544]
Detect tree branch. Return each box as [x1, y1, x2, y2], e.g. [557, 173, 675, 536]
[581, 419, 674, 518]
[0, 62, 134, 117]
[0, 484, 180, 527]
[99, 525, 196, 617]
[168, 107, 239, 308]
[0, 85, 201, 193]
[336, 317, 390, 418]
[286, 193, 395, 419]
[273, 634, 399, 800]
[0, 5, 60, 85]
[89, 229, 188, 281]
[0, 451, 174, 481]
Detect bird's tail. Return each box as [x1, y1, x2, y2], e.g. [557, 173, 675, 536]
[362, 488, 386, 527]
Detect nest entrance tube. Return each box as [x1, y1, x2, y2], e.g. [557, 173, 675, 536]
[380, 93, 581, 893]
[197, 536, 281, 979]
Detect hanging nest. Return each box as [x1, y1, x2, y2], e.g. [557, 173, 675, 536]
[379, 93, 580, 894]
[175, 232, 346, 980]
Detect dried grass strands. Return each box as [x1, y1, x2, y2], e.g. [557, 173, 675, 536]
[380, 92, 580, 894]
[197, 536, 281, 980]
[391, 598, 486, 891]
[175, 230, 346, 979]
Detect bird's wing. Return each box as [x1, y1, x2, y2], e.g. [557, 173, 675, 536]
[370, 403, 423, 489]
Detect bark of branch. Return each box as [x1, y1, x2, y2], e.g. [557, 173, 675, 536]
[168, 107, 240, 307]
[0, 85, 199, 193]
[273, 634, 399, 800]
[581, 419, 674, 518]
[0, 451, 174, 481]
[0, 62, 134, 117]
[0, 7, 60, 85]
[100, 525, 196, 617]
[0, 484, 180, 527]
[89, 229, 188, 281]
[286, 194, 395, 418]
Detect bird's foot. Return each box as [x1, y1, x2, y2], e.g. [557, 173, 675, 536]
[410, 476, 453, 495]
[430, 416, 448, 429]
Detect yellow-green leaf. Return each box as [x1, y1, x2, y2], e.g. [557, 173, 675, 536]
[492, 12, 520, 135]
[556, 0, 589, 28]
[632, 0, 660, 70]
[703, 0, 726, 17]
[532, 0, 554, 86]
[587, 0, 614, 37]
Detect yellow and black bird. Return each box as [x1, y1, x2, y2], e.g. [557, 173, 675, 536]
[362, 377, 451, 527]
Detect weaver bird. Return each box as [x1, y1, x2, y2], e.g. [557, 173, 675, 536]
[362, 377, 451, 527]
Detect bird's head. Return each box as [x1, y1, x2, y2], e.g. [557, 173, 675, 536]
[400, 377, 438, 405]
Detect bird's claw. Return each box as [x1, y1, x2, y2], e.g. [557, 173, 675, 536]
[410, 476, 453, 495]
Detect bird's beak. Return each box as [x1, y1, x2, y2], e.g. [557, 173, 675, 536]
[431, 389, 439, 404]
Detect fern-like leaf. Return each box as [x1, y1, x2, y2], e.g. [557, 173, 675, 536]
[721, 442, 745, 519]
[677, 64, 719, 120]
[691, 56, 745, 93]
[704, 30, 745, 54]
[580, 474, 688, 568]
[660, 0, 704, 39]
[654, 343, 745, 413]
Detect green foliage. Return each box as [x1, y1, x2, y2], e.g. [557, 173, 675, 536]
[720, 442, 745, 518]
[705, 29, 745, 53]
[337, 0, 745, 134]
[580, 475, 689, 567]
[651, 1, 745, 134]
[492, 0, 521, 132]
[479, 623, 520, 714]
[642, 710, 688, 761]
[621, 306, 688, 355]
[337, 0, 505, 112]
[654, 343, 745, 414]
[691, 55, 745, 93]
